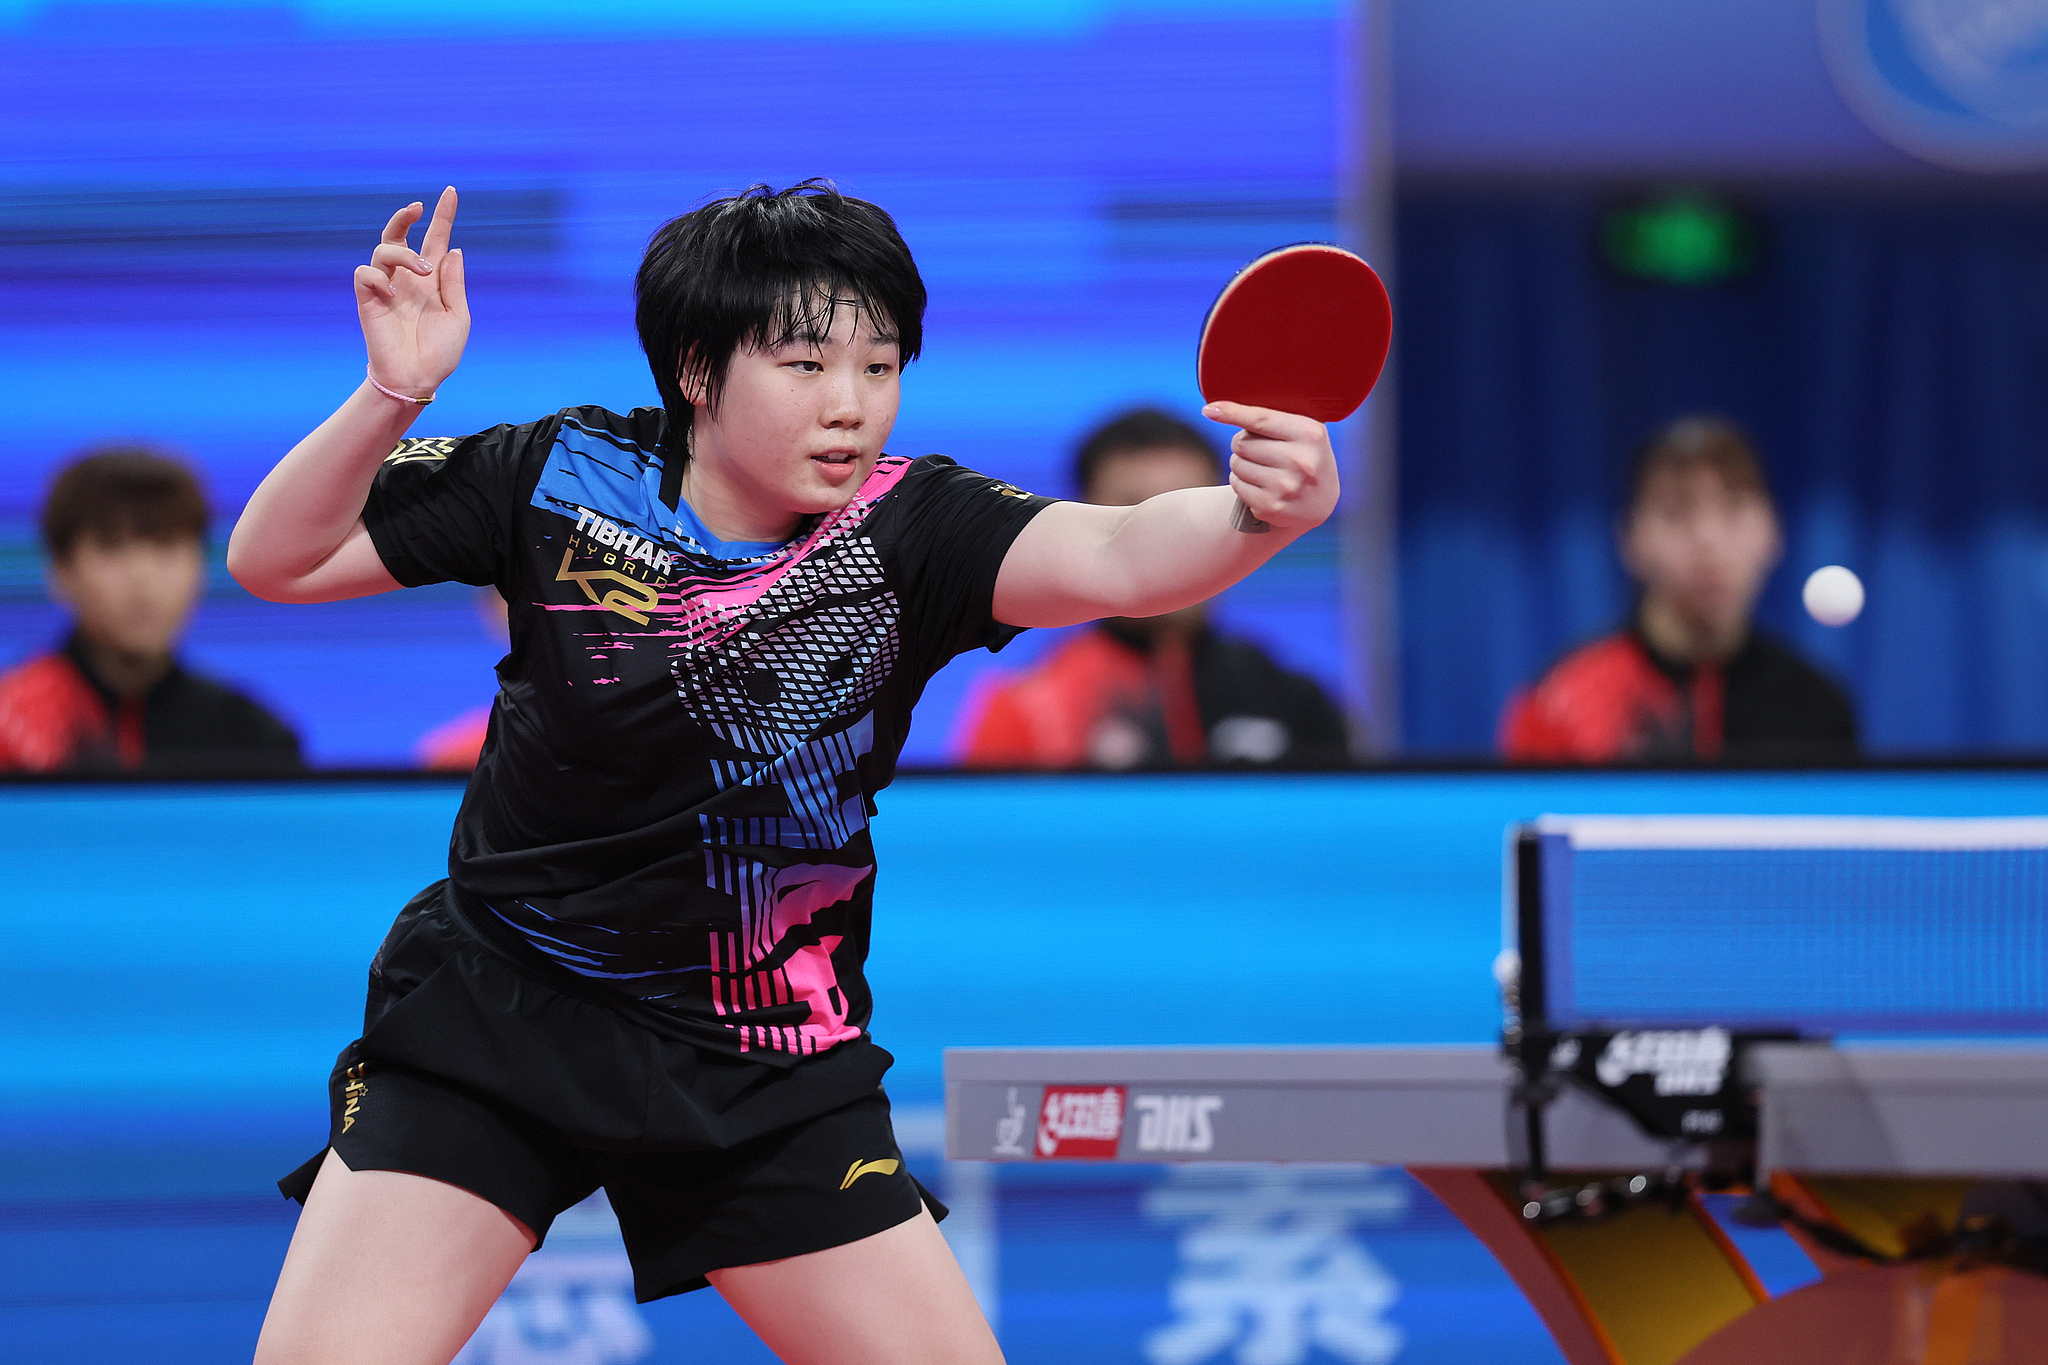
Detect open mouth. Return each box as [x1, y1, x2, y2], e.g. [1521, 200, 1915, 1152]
[811, 451, 859, 466]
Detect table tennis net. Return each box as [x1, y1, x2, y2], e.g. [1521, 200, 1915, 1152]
[1519, 816, 2048, 1035]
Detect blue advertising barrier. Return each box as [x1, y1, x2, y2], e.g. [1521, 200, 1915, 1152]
[8, 768, 2045, 1362]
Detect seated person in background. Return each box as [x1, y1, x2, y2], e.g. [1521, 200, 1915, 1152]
[959, 409, 1348, 768]
[0, 448, 302, 774]
[415, 585, 508, 770]
[1500, 416, 1856, 764]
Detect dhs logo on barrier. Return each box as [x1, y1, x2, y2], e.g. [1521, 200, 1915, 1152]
[1133, 1094, 1224, 1154]
[1822, 0, 2048, 169]
[1035, 1085, 1126, 1158]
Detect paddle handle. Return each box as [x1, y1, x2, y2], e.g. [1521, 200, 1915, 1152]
[1231, 495, 1271, 535]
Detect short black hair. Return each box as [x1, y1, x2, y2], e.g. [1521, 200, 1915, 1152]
[635, 180, 927, 458]
[1072, 408, 1223, 497]
[40, 446, 208, 561]
[1626, 415, 1774, 516]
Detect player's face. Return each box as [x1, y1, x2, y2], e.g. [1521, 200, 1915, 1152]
[1622, 467, 1781, 634]
[690, 304, 901, 525]
[49, 533, 205, 662]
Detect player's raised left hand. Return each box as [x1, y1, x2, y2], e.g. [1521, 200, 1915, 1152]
[1202, 401, 1340, 533]
[355, 186, 470, 399]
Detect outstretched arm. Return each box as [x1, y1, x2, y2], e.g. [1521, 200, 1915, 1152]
[991, 402, 1337, 628]
[227, 189, 471, 603]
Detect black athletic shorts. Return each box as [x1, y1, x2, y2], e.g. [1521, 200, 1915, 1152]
[279, 882, 944, 1303]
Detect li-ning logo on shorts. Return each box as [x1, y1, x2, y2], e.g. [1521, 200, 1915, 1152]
[340, 1062, 369, 1132]
[839, 1158, 900, 1190]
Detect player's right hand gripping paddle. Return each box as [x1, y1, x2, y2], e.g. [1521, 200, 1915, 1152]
[1197, 243, 1392, 532]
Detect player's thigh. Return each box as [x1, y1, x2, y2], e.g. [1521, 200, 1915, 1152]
[710, 1207, 1003, 1365]
[254, 1149, 537, 1365]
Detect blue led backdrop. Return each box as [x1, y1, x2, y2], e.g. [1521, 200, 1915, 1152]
[0, 0, 1352, 766]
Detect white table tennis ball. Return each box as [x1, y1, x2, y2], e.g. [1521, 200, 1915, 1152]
[1803, 565, 1864, 627]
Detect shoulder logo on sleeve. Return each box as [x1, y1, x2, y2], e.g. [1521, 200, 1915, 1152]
[385, 437, 458, 465]
[985, 480, 1037, 500]
[1035, 1084, 1126, 1158]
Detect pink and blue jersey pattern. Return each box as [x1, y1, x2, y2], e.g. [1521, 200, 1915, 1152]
[363, 406, 1051, 1061]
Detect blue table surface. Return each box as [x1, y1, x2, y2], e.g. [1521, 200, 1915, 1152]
[14, 769, 2030, 1365]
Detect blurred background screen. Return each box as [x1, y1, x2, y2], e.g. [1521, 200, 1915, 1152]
[0, 0, 1350, 768]
[14, 0, 2048, 763]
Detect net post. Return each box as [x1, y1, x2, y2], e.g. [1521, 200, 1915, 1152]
[1513, 825, 1547, 1030]
[1507, 825, 1555, 1191]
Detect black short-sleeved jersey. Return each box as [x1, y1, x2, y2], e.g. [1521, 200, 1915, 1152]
[363, 405, 1053, 1064]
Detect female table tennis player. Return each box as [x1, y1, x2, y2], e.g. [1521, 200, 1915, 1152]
[227, 180, 1336, 1365]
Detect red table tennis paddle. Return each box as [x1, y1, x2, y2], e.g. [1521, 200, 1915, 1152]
[1197, 242, 1392, 531]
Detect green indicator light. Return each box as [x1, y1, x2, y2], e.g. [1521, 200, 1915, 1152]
[1601, 193, 1758, 286]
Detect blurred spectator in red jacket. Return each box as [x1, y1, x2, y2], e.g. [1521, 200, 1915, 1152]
[0, 448, 301, 773]
[957, 409, 1347, 769]
[1500, 416, 1856, 765]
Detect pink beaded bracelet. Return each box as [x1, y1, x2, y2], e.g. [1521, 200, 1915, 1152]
[367, 368, 435, 406]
